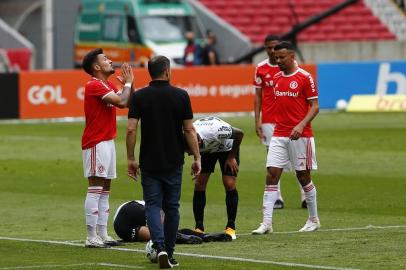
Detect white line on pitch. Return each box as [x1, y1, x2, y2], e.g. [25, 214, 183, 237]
[0, 263, 144, 269]
[0, 236, 358, 270]
[238, 224, 406, 236]
[98, 263, 143, 269]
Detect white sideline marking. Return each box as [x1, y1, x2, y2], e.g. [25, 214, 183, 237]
[238, 224, 406, 236]
[4, 224, 406, 270]
[98, 263, 143, 269]
[0, 236, 360, 270]
[0, 263, 143, 269]
[0, 264, 94, 270]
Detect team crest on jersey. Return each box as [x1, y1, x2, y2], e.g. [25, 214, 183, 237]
[290, 81, 298, 89]
[265, 74, 271, 78]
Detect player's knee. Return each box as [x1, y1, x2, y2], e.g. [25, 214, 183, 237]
[194, 181, 207, 191]
[296, 170, 311, 184]
[266, 169, 279, 185]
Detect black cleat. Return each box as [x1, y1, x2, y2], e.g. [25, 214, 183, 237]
[274, 199, 284, 209]
[301, 200, 307, 209]
[169, 257, 179, 267]
[176, 232, 203, 244]
[203, 232, 232, 242]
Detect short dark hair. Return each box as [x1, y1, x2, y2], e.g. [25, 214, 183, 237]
[148, 56, 170, 79]
[264, 34, 279, 43]
[274, 41, 295, 52]
[82, 48, 103, 75]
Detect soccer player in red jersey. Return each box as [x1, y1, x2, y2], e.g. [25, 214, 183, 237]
[81, 48, 134, 247]
[253, 35, 305, 211]
[252, 41, 321, 234]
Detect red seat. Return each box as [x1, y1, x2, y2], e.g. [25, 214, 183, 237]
[199, 0, 395, 43]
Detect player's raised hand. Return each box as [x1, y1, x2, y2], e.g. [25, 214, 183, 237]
[121, 63, 134, 85]
[127, 159, 140, 181]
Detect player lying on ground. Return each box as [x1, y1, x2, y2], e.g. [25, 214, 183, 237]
[113, 200, 232, 244]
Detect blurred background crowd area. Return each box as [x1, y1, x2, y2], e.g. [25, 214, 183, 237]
[1, 0, 406, 72]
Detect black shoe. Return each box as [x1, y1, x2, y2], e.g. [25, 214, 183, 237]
[274, 199, 284, 209]
[203, 232, 232, 242]
[169, 257, 179, 267]
[176, 232, 203, 244]
[158, 251, 172, 269]
[301, 200, 307, 209]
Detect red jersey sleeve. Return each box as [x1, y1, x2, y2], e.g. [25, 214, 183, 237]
[253, 66, 263, 88]
[86, 80, 115, 99]
[304, 74, 318, 100]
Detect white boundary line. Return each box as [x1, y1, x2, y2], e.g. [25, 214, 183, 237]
[0, 263, 143, 269]
[2, 224, 405, 270]
[238, 224, 406, 236]
[0, 236, 358, 270]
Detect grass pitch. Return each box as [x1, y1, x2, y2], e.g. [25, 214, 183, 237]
[0, 112, 405, 270]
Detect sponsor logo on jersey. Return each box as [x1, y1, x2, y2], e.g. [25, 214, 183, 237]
[275, 90, 299, 97]
[265, 80, 274, 87]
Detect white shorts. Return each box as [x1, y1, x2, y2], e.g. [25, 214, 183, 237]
[261, 123, 275, 146]
[82, 140, 117, 179]
[266, 137, 318, 171]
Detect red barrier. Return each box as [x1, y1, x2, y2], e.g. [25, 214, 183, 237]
[0, 48, 32, 72]
[19, 65, 317, 119]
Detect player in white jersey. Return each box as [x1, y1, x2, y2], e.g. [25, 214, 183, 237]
[190, 117, 244, 240]
[252, 41, 320, 235]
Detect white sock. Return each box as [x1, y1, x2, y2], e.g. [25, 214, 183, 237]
[85, 186, 102, 239]
[97, 190, 110, 238]
[303, 181, 318, 221]
[262, 185, 278, 226]
[277, 181, 284, 201]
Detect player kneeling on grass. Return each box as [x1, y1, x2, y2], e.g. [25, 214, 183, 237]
[81, 48, 134, 248]
[186, 117, 244, 240]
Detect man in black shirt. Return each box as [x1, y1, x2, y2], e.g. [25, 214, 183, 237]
[126, 55, 201, 269]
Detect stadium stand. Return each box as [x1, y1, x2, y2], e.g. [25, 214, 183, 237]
[199, 0, 396, 44]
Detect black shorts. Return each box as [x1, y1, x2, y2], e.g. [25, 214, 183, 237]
[201, 150, 239, 177]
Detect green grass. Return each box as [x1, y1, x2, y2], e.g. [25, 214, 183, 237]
[0, 112, 406, 270]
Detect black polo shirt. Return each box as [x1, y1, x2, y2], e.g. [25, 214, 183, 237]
[128, 80, 193, 173]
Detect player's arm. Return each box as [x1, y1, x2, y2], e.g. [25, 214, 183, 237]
[254, 87, 264, 139]
[290, 98, 319, 140]
[183, 119, 201, 179]
[228, 127, 244, 159]
[104, 63, 134, 108]
[126, 117, 140, 180]
[225, 127, 244, 175]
